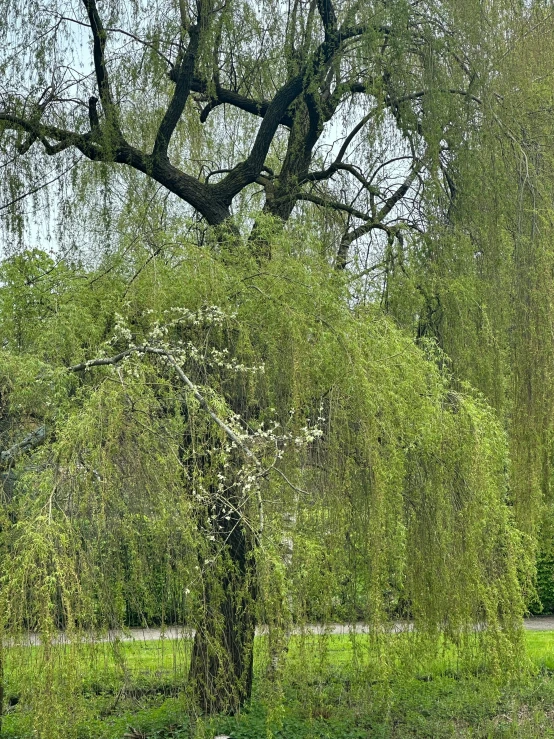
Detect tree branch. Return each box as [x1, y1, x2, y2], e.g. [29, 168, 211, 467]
[301, 161, 379, 194]
[153, 0, 211, 160]
[210, 15, 379, 205]
[211, 74, 304, 204]
[333, 160, 425, 269]
[68, 346, 262, 468]
[55, 14, 173, 68]
[189, 79, 294, 128]
[0, 159, 82, 212]
[317, 0, 338, 40]
[0, 111, 231, 225]
[81, 0, 120, 132]
[88, 96, 100, 134]
[294, 192, 372, 221]
[1, 426, 47, 470]
[0, 112, 101, 158]
[336, 222, 395, 269]
[376, 160, 424, 221]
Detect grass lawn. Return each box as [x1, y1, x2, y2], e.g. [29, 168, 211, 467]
[4, 630, 554, 738]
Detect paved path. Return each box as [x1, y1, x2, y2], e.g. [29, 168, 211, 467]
[523, 615, 554, 630]
[118, 616, 554, 641]
[10, 617, 554, 646]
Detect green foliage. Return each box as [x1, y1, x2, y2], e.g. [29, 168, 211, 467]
[0, 227, 531, 735]
[381, 6, 554, 558]
[2, 0, 554, 733]
[3, 632, 554, 739]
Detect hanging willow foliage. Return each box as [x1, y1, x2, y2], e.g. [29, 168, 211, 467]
[0, 227, 530, 736]
[382, 4, 554, 577]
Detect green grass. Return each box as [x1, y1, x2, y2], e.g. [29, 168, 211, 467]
[4, 631, 554, 738]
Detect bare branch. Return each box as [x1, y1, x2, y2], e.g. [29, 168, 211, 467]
[294, 192, 372, 221]
[376, 160, 424, 221]
[212, 74, 304, 203]
[0, 111, 230, 224]
[55, 14, 173, 67]
[335, 109, 375, 163]
[209, 14, 384, 204]
[88, 96, 100, 133]
[301, 161, 379, 194]
[330, 161, 427, 270]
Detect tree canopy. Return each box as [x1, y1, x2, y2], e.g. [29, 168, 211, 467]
[0, 238, 530, 733]
[0, 0, 505, 264]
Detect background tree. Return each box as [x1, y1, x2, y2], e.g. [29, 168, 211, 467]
[382, 1, 554, 560]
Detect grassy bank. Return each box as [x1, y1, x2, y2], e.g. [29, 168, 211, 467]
[3, 631, 554, 738]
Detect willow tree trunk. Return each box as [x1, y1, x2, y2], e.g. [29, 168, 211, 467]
[189, 501, 257, 714]
[0, 645, 4, 734]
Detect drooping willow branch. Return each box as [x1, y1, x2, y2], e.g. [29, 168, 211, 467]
[0, 341, 324, 531]
[68, 344, 265, 532]
[68, 345, 259, 464]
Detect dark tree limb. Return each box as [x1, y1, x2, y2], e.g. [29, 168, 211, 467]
[212, 75, 304, 204]
[0, 426, 47, 470]
[316, 0, 338, 40]
[0, 112, 100, 158]
[153, 0, 211, 160]
[199, 98, 223, 123]
[294, 191, 373, 222]
[0, 3, 479, 250]
[0, 112, 231, 224]
[88, 96, 100, 133]
[188, 78, 294, 127]
[301, 161, 380, 194]
[81, 0, 121, 133]
[336, 222, 396, 269]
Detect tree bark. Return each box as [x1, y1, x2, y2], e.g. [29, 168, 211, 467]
[0, 644, 4, 734]
[178, 392, 257, 715]
[189, 500, 257, 714]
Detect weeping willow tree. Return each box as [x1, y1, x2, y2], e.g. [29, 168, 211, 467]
[0, 235, 529, 735]
[0, 0, 551, 733]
